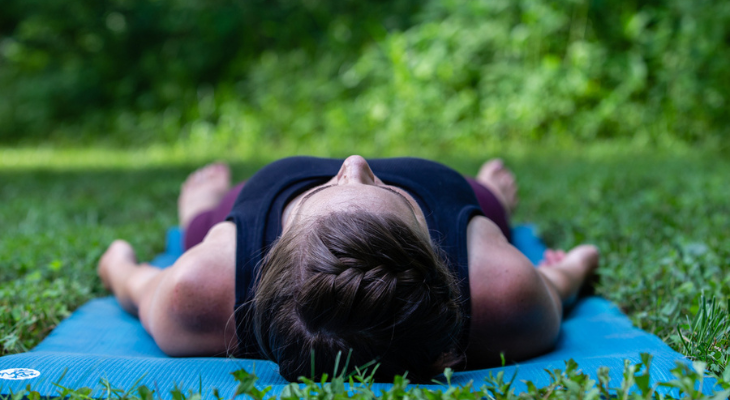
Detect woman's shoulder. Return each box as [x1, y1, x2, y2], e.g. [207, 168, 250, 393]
[142, 221, 238, 356]
[464, 216, 560, 366]
[466, 216, 541, 312]
[466, 216, 518, 271]
[176, 222, 237, 284]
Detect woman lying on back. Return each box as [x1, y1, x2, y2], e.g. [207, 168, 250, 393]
[98, 155, 599, 382]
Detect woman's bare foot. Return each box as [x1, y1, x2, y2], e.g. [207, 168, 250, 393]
[476, 159, 519, 214]
[178, 163, 231, 230]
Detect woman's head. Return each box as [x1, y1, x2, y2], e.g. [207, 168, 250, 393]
[254, 210, 463, 382]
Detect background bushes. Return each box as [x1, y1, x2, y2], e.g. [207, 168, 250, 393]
[1, 0, 729, 148]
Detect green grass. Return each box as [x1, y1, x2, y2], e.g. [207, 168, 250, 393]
[1, 143, 729, 397]
[4, 354, 730, 400]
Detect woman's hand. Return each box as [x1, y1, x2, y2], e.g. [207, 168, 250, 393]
[538, 248, 566, 267]
[97, 239, 160, 316]
[98, 240, 138, 291]
[97, 223, 238, 357]
[537, 245, 600, 306]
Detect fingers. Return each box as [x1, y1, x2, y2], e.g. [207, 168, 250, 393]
[539, 248, 566, 266]
[98, 240, 137, 290]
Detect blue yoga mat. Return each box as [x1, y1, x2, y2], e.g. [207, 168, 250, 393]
[0, 226, 717, 398]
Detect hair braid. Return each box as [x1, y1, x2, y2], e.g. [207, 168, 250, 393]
[253, 211, 464, 383]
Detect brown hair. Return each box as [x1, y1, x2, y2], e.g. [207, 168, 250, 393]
[252, 210, 464, 382]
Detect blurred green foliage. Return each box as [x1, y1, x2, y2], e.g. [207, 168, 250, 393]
[1, 0, 729, 146]
[0, 0, 420, 144]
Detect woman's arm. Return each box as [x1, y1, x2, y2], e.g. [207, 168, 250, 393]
[98, 222, 238, 356]
[464, 216, 598, 368]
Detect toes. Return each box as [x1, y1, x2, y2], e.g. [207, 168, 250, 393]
[178, 162, 232, 229]
[213, 163, 231, 182]
[482, 160, 515, 187]
[183, 163, 231, 189]
[198, 165, 217, 180]
[499, 174, 517, 194]
[185, 167, 208, 185]
[478, 159, 504, 177]
[203, 163, 230, 180]
[487, 159, 504, 171]
[476, 158, 519, 212]
[502, 172, 515, 185]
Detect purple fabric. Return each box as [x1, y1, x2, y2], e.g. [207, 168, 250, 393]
[183, 182, 245, 250]
[464, 177, 511, 242]
[183, 178, 511, 250]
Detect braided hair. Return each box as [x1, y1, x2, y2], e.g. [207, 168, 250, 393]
[252, 211, 464, 382]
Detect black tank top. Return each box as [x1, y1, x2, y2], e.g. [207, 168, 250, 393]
[227, 157, 484, 357]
